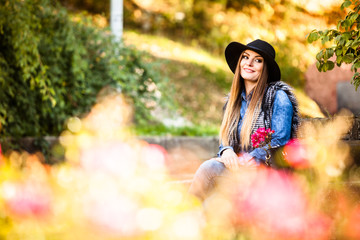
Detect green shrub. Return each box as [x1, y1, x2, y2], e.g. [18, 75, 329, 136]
[134, 123, 219, 137]
[0, 0, 169, 152]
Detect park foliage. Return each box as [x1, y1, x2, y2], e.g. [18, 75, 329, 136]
[0, 0, 168, 149]
[0, 0, 354, 156]
[307, 0, 360, 90]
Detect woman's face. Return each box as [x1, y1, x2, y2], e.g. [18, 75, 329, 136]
[240, 50, 264, 82]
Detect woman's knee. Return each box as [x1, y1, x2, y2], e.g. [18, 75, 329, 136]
[196, 159, 226, 176]
[189, 159, 227, 200]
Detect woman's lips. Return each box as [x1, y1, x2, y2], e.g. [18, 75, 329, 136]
[243, 68, 254, 73]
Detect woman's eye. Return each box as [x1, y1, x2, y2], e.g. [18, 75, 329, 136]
[242, 55, 249, 59]
[255, 59, 263, 63]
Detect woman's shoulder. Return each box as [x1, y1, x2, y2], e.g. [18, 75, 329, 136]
[274, 89, 292, 105]
[267, 81, 293, 91]
[266, 81, 296, 99]
[264, 81, 298, 106]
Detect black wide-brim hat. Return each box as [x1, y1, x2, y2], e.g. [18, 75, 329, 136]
[225, 39, 281, 82]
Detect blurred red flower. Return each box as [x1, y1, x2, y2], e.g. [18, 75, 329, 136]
[283, 139, 310, 169]
[3, 181, 52, 218]
[231, 167, 331, 239]
[141, 143, 168, 171]
[343, 204, 360, 239]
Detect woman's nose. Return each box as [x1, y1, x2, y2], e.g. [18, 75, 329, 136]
[245, 59, 253, 66]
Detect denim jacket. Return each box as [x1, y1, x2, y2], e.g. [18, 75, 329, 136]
[218, 89, 293, 162]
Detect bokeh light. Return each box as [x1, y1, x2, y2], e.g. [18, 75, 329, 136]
[0, 93, 359, 239]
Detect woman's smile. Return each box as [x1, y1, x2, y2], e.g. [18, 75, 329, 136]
[243, 67, 255, 73]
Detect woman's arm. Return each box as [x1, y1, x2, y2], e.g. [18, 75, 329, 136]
[217, 143, 234, 157]
[249, 90, 293, 161]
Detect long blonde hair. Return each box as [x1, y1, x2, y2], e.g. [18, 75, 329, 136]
[219, 52, 269, 151]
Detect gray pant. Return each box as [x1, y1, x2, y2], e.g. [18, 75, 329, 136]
[188, 159, 229, 201]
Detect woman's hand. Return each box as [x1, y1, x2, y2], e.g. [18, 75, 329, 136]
[217, 149, 257, 171]
[218, 148, 239, 170]
[239, 153, 258, 168]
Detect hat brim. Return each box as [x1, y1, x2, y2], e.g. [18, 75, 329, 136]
[225, 42, 281, 82]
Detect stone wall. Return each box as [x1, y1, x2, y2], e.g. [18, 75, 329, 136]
[142, 117, 360, 179]
[141, 136, 219, 179]
[304, 60, 354, 114]
[300, 117, 360, 141]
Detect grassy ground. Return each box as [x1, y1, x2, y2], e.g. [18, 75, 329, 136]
[123, 30, 325, 135]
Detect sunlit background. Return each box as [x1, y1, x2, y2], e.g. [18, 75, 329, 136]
[60, 0, 348, 127]
[1, 0, 360, 239]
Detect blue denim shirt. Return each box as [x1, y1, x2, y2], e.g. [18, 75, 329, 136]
[218, 89, 293, 162]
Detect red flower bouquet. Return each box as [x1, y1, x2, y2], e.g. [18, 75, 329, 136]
[251, 128, 275, 166]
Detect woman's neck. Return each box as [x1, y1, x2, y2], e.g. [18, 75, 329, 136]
[244, 80, 257, 96]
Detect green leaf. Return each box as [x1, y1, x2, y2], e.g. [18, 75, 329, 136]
[321, 36, 330, 45]
[351, 63, 356, 71]
[351, 72, 360, 90]
[343, 53, 355, 63]
[307, 31, 320, 43]
[323, 61, 335, 71]
[316, 50, 324, 61]
[336, 48, 343, 56]
[328, 61, 335, 71]
[346, 40, 354, 47]
[325, 48, 335, 60]
[351, 40, 360, 50]
[336, 56, 343, 66]
[341, 0, 352, 10]
[350, 13, 359, 21]
[342, 32, 352, 41]
[343, 19, 353, 30]
[352, 61, 360, 72]
[316, 61, 321, 71]
[337, 20, 342, 30]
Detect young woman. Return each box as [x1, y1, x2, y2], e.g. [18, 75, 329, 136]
[188, 39, 300, 201]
